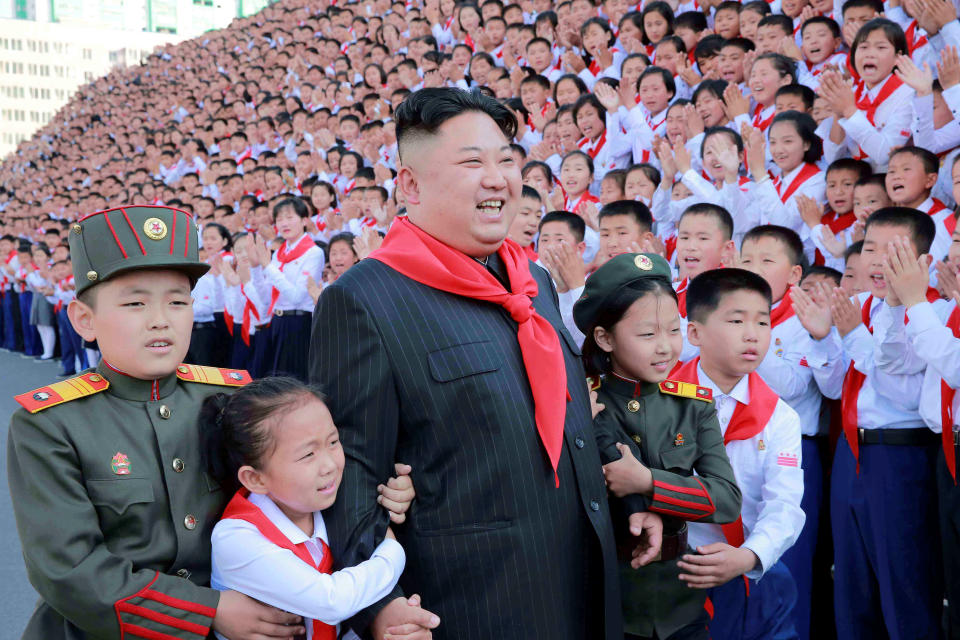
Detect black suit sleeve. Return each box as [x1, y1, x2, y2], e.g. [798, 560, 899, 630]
[309, 282, 403, 631]
[593, 407, 649, 515]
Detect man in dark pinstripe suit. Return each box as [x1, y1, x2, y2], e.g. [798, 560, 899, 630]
[310, 88, 662, 640]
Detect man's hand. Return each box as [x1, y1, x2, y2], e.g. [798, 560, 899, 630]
[831, 287, 863, 337]
[212, 590, 304, 640]
[792, 284, 833, 339]
[628, 512, 663, 568]
[883, 235, 932, 308]
[371, 594, 441, 640]
[677, 543, 759, 589]
[379, 463, 415, 524]
[603, 442, 652, 497]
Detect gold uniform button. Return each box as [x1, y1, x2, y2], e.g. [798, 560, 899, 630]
[159, 405, 171, 419]
[86, 270, 98, 281]
[632, 434, 642, 446]
[177, 365, 189, 374]
[172, 458, 185, 473]
[184, 514, 197, 530]
[71, 223, 82, 234]
[627, 399, 640, 412]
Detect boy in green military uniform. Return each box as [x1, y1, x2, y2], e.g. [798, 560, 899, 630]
[574, 253, 742, 640]
[7, 205, 305, 639]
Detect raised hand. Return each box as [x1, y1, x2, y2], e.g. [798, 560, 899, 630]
[830, 287, 862, 337]
[937, 45, 960, 89]
[792, 284, 833, 339]
[894, 54, 933, 96]
[723, 83, 750, 118]
[882, 235, 932, 308]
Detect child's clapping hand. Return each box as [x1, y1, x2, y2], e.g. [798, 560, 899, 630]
[378, 463, 416, 524]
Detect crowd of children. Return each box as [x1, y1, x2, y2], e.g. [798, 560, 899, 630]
[5, 0, 960, 635]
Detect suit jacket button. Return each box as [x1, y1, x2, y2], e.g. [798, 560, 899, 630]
[172, 458, 185, 473]
[590, 500, 600, 512]
[176, 568, 191, 579]
[184, 514, 197, 530]
[575, 436, 585, 449]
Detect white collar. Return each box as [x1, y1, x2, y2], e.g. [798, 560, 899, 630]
[697, 361, 750, 405]
[248, 491, 327, 545]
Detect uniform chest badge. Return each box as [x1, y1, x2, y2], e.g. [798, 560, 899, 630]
[758, 439, 766, 451]
[674, 433, 685, 447]
[111, 452, 131, 475]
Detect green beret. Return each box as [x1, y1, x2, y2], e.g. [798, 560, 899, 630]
[69, 205, 209, 296]
[573, 252, 673, 333]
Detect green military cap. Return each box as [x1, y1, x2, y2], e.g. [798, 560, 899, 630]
[69, 205, 209, 296]
[573, 253, 673, 333]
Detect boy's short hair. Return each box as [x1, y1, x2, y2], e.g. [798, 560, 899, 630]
[716, 1, 743, 14]
[687, 267, 773, 323]
[680, 203, 734, 241]
[758, 14, 794, 36]
[742, 0, 772, 15]
[521, 184, 543, 201]
[722, 37, 756, 53]
[855, 173, 886, 190]
[539, 210, 586, 243]
[802, 264, 843, 286]
[844, 240, 864, 261]
[742, 224, 805, 267]
[842, 0, 884, 16]
[865, 207, 936, 255]
[889, 145, 940, 175]
[602, 169, 627, 191]
[520, 74, 551, 91]
[827, 158, 872, 181]
[598, 200, 654, 232]
[802, 15, 841, 38]
[674, 11, 708, 32]
[775, 84, 815, 110]
[695, 35, 726, 60]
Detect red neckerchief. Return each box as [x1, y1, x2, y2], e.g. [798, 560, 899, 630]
[841, 295, 874, 471]
[751, 104, 775, 132]
[464, 33, 475, 51]
[905, 20, 929, 54]
[53, 276, 74, 313]
[646, 109, 667, 132]
[215, 251, 236, 335]
[918, 197, 953, 234]
[942, 304, 960, 483]
[565, 190, 599, 215]
[239, 283, 260, 347]
[770, 289, 796, 328]
[774, 163, 821, 204]
[815, 209, 857, 265]
[370, 217, 567, 485]
[854, 74, 903, 126]
[267, 234, 314, 316]
[675, 277, 689, 318]
[221, 490, 336, 640]
[664, 235, 677, 262]
[672, 356, 779, 596]
[523, 244, 539, 262]
[578, 131, 607, 159]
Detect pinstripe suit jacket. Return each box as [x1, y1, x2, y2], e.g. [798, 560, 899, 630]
[309, 257, 622, 640]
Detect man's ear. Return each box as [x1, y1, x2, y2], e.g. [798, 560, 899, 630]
[687, 320, 703, 347]
[237, 465, 269, 495]
[67, 299, 96, 342]
[593, 326, 615, 353]
[397, 165, 421, 206]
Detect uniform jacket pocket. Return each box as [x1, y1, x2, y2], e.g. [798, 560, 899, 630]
[85, 478, 155, 513]
[658, 445, 699, 473]
[428, 341, 502, 382]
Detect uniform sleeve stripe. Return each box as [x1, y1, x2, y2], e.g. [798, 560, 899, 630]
[654, 494, 713, 511]
[141, 589, 218, 618]
[694, 476, 716, 513]
[116, 572, 160, 639]
[653, 479, 709, 497]
[117, 602, 209, 636]
[123, 622, 192, 640]
[650, 505, 708, 519]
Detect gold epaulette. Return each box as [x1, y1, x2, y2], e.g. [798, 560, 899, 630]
[659, 379, 713, 402]
[175, 364, 252, 387]
[14, 372, 110, 413]
[587, 376, 602, 391]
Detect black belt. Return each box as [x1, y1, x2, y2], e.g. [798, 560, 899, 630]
[193, 321, 217, 329]
[858, 427, 938, 446]
[951, 430, 960, 446]
[802, 434, 826, 441]
[273, 309, 309, 317]
[659, 524, 688, 562]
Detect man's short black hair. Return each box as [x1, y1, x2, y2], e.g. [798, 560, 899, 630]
[864, 207, 936, 255]
[539, 210, 586, 243]
[598, 200, 653, 233]
[395, 88, 517, 164]
[680, 203, 734, 241]
[742, 224, 805, 267]
[687, 268, 773, 323]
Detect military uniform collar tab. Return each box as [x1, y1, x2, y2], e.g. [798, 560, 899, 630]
[98, 361, 179, 402]
[606, 371, 659, 397]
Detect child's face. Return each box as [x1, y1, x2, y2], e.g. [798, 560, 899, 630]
[842, 7, 878, 46]
[825, 168, 859, 213]
[560, 156, 592, 196]
[948, 228, 960, 268]
[676, 213, 731, 279]
[624, 169, 656, 202]
[714, 9, 740, 39]
[275, 206, 307, 241]
[886, 153, 936, 207]
[523, 167, 552, 198]
[520, 82, 548, 111]
[800, 272, 837, 294]
[739, 10, 763, 41]
[329, 240, 358, 275]
[756, 24, 790, 55]
[845, 255, 866, 294]
[853, 183, 890, 220]
[643, 11, 670, 43]
[802, 23, 840, 65]
[246, 399, 345, 527]
[768, 120, 809, 174]
[599, 176, 625, 204]
[654, 42, 682, 75]
[688, 289, 772, 379]
[718, 45, 747, 84]
[71, 270, 194, 380]
[862, 223, 917, 298]
[527, 42, 553, 72]
[538, 220, 584, 254]
[596, 291, 682, 383]
[638, 75, 671, 115]
[775, 93, 808, 115]
[855, 28, 898, 87]
[749, 58, 790, 106]
[575, 103, 605, 140]
[599, 213, 648, 258]
[202, 226, 227, 253]
[671, 180, 693, 201]
[740, 236, 803, 302]
[507, 196, 542, 247]
[781, 0, 809, 19]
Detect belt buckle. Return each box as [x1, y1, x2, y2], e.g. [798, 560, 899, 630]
[858, 427, 865, 443]
[954, 429, 960, 446]
[274, 309, 284, 317]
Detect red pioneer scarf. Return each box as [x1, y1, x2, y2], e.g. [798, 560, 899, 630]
[221, 490, 336, 640]
[751, 104, 775, 132]
[371, 217, 567, 485]
[943, 305, 960, 483]
[673, 357, 780, 596]
[676, 277, 689, 318]
[267, 234, 314, 316]
[774, 164, 820, 204]
[239, 283, 260, 347]
[770, 289, 796, 328]
[814, 209, 857, 265]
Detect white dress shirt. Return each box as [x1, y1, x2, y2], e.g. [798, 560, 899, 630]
[834, 78, 914, 172]
[687, 364, 805, 580]
[757, 311, 823, 436]
[904, 300, 960, 432]
[260, 234, 325, 313]
[211, 492, 405, 638]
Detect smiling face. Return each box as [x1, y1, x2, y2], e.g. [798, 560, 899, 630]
[749, 58, 791, 107]
[400, 110, 521, 257]
[244, 398, 345, 532]
[560, 154, 592, 197]
[70, 270, 193, 380]
[695, 90, 728, 128]
[676, 213, 732, 279]
[507, 195, 543, 247]
[688, 288, 771, 382]
[596, 290, 682, 383]
[768, 119, 809, 174]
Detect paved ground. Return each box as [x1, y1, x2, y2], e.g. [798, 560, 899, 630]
[1, 349, 64, 638]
